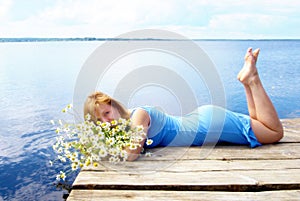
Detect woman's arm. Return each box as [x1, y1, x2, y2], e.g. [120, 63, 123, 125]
[125, 108, 150, 161]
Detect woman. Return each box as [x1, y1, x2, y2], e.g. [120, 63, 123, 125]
[84, 48, 284, 161]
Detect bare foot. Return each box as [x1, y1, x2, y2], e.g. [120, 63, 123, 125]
[237, 47, 260, 85]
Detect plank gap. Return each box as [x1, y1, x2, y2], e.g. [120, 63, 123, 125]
[71, 183, 300, 192]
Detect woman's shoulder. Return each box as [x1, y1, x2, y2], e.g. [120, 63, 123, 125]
[129, 106, 151, 117]
[130, 106, 152, 114]
[129, 107, 151, 128]
[130, 106, 168, 118]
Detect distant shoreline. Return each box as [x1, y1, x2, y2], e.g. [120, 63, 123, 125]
[0, 38, 299, 43]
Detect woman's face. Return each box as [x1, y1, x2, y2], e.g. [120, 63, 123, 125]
[95, 103, 121, 122]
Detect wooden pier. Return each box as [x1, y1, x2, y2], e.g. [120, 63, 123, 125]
[68, 118, 300, 200]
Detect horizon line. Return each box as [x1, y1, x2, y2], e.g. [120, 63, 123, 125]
[0, 37, 299, 42]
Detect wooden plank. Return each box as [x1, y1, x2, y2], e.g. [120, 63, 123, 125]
[281, 118, 300, 129]
[281, 118, 300, 142]
[68, 189, 300, 201]
[83, 159, 300, 173]
[281, 131, 300, 142]
[68, 118, 300, 200]
[73, 170, 257, 191]
[135, 143, 300, 161]
[79, 143, 300, 168]
[72, 168, 300, 191]
[235, 169, 300, 186]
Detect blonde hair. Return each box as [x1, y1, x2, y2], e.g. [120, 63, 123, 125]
[84, 91, 129, 122]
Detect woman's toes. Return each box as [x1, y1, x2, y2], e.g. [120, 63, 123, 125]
[244, 47, 252, 60]
[253, 48, 260, 61]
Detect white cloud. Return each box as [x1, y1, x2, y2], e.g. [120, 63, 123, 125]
[0, 0, 13, 22]
[209, 13, 287, 31]
[1, 0, 300, 38]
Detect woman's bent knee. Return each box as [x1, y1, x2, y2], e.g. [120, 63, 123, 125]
[274, 124, 284, 142]
[251, 119, 284, 144]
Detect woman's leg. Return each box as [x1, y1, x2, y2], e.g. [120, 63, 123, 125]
[243, 85, 256, 119]
[237, 48, 283, 144]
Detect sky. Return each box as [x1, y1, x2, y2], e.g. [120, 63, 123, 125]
[0, 0, 300, 39]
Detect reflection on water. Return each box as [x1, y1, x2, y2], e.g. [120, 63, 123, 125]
[0, 42, 98, 200]
[0, 40, 299, 200]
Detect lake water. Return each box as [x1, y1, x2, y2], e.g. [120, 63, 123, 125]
[0, 40, 299, 200]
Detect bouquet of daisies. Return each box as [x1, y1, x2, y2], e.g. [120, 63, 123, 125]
[51, 104, 152, 181]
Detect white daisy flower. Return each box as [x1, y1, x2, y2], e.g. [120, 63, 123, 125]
[145, 152, 152, 157]
[99, 148, 108, 158]
[146, 139, 153, 146]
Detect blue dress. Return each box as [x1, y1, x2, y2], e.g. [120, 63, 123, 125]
[132, 105, 261, 148]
